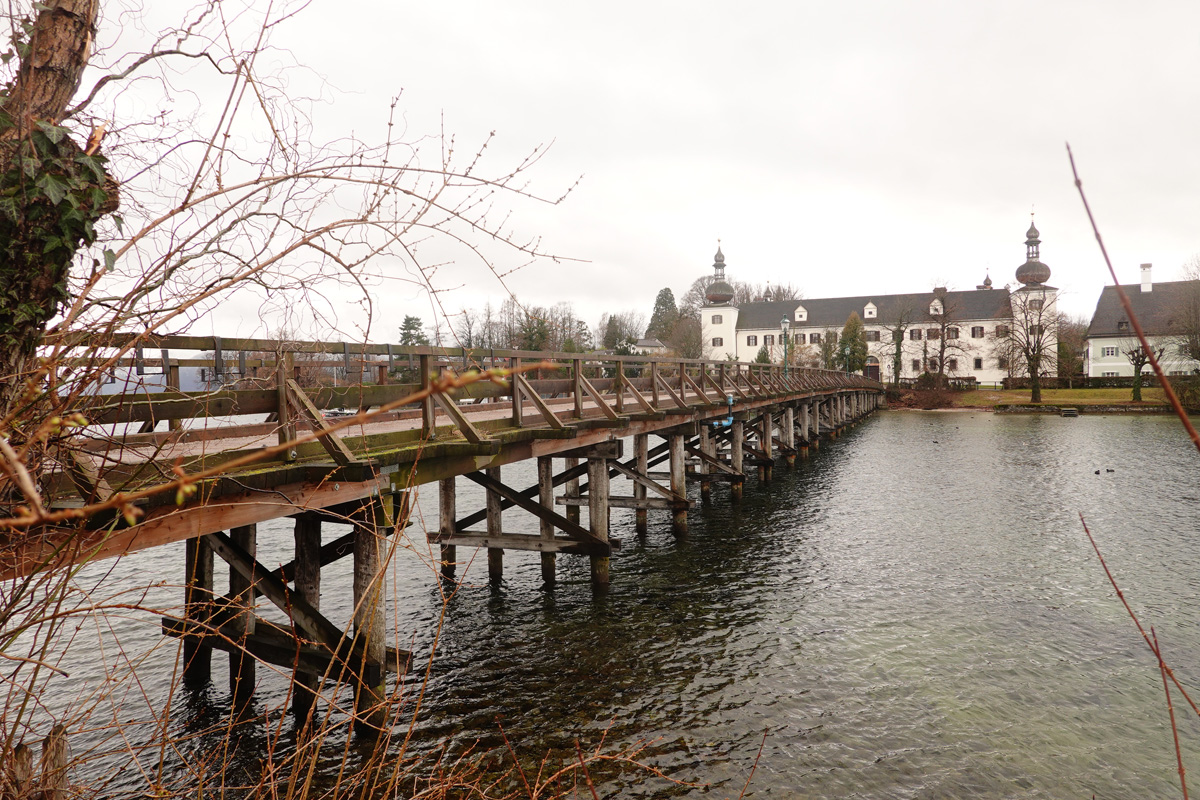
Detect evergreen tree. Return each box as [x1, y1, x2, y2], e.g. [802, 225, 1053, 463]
[645, 287, 679, 340]
[839, 312, 869, 373]
[518, 315, 550, 351]
[399, 315, 430, 346]
[755, 345, 771, 364]
[820, 331, 839, 369]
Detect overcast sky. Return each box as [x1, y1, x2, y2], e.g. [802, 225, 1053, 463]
[196, 1, 1200, 337]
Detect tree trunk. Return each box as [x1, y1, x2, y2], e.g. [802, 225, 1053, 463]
[1132, 373, 1143, 402]
[0, 0, 106, 502]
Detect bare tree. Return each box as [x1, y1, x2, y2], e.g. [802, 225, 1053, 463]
[1002, 288, 1059, 402]
[1121, 338, 1166, 402]
[925, 288, 971, 376]
[874, 299, 921, 385]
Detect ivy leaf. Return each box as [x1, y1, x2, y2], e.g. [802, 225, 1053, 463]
[35, 120, 65, 145]
[103, 249, 117, 272]
[36, 173, 67, 206]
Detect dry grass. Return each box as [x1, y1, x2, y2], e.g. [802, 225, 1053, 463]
[950, 387, 1169, 408]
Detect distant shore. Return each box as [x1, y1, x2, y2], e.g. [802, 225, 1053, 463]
[887, 387, 1178, 413]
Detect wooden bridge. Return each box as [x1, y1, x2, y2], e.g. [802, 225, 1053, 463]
[10, 335, 884, 732]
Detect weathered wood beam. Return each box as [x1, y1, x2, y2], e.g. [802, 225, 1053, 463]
[576, 372, 621, 421]
[286, 379, 360, 466]
[461, 470, 609, 549]
[433, 392, 488, 443]
[514, 373, 565, 429]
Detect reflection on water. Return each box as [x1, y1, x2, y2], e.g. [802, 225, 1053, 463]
[32, 411, 1200, 797]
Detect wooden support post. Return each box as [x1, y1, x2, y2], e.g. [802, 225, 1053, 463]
[276, 351, 296, 460]
[588, 455, 610, 586]
[811, 400, 821, 448]
[538, 456, 556, 583]
[669, 434, 687, 533]
[572, 359, 584, 419]
[730, 419, 745, 503]
[292, 516, 321, 721]
[229, 524, 257, 712]
[799, 402, 810, 457]
[564, 456, 581, 525]
[509, 358, 523, 427]
[439, 478, 457, 580]
[614, 361, 626, 414]
[698, 424, 712, 500]
[353, 493, 391, 735]
[420, 354, 436, 437]
[486, 467, 503, 582]
[634, 434, 649, 534]
[183, 536, 213, 685]
[39, 725, 67, 800]
[783, 406, 796, 468]
[164, 349, 181, 432]
[760, 411, 774, 482]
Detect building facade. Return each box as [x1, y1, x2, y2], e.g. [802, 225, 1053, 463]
[701, 222, 1059, 384]
[1084, 264, 1200, 377]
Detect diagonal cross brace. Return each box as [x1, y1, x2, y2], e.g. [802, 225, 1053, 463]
[462, 470, 609, 548]
[285, 379, 360, 466]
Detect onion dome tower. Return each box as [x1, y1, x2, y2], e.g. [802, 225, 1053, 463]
[705, 244, 736, 305]
[1015, 217, 1051, 286]
[976, 271, 993, 290]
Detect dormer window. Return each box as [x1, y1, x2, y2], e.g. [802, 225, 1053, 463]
[794, 305, 807, 322]
[930, 300, 944, 316]
[864, 302, 877, 319]
[1117, 320, 1130, 332]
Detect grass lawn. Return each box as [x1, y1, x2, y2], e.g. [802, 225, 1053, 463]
[950, 387, 1168, 408]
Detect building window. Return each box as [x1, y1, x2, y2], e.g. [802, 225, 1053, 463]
[1028, 324, 1044, 336]
[764, 335, 775, 346]
[711, 314, 723, 324]
[910, 329, 922, 341]
[1102, 346, 1118, 357]
[711, 337, 723, 347]
[995, 325, 1010, 337]
[946, 327, 959, 340]
[810, 332, 821, 344]
[928, 357, 940, 371]
[794, 333, 805, 344]
[746, 335, 757, 346]
[1117, 321, 1130, 332]
[997, 356, 1009, 370]
[912, 359, 921, 371]
[1029, 299, 1044, 310]
[1103, 371, 1118, 377]
[927, 328, 941, 340]
[973, 357, 983, 370]
[865, 330, 881, 342]
[829, 332, 838, 344]
[947, 358, 958, 371]
[864, 304, 877, 319]
[971, 326, 985, 338]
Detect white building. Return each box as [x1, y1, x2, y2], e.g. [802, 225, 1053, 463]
[701, 222, 1059, 384]
[1084, 264, 1200, 377]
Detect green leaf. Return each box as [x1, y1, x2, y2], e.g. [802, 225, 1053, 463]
[41, 235, 62, 253]
[103, 249, 117, 272]
[111, 214, 124, 233]
[36, 173, 67, 205]
[35, 120, 64, 145]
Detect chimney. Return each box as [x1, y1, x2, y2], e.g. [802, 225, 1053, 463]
[1141, 263, 1153, 293]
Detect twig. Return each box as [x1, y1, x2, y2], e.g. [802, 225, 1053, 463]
[574, 740, 601, 800]
[1067, 143, 1200, 454]
[1154, 628, 1189, 800]
[1079, 513, 1200, 718]
[738, 730, 768, 800]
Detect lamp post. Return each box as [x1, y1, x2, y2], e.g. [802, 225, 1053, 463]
[780, 317, 790, 378]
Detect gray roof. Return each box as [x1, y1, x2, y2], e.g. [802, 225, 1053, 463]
[734, 288, 1013, 331]
[1087, 281, 1199, 338]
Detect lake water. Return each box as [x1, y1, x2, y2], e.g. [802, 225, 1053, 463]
[23, 410, 1200, 798]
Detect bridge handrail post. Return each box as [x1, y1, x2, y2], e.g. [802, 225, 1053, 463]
[615, 360, 625, 414]
[420, 354, 436, 437]
[677, 360, 686, 403]
[276, 349, 297, 458]
[510, 356, 523, 427]
[650, 361, 660, 409]
[572, 358, 583, 419]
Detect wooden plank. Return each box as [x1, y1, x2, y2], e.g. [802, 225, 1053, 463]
[653, 370, 689, 409]
[556, 495, 687, 510]
[286, 379, 360, 466]
[463, 470, 609, 548]
[514, 373, 565, 429]
[576, 372, 620, 421]
[684, 443, 741, 476]
[681, 369, 713, 404]
[433, 392, 488, 443]
[431, 531, 604, 554]
[608, 460, 684, 500]
[162, 617, 409, 675]
[203, 530, 362, 662]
